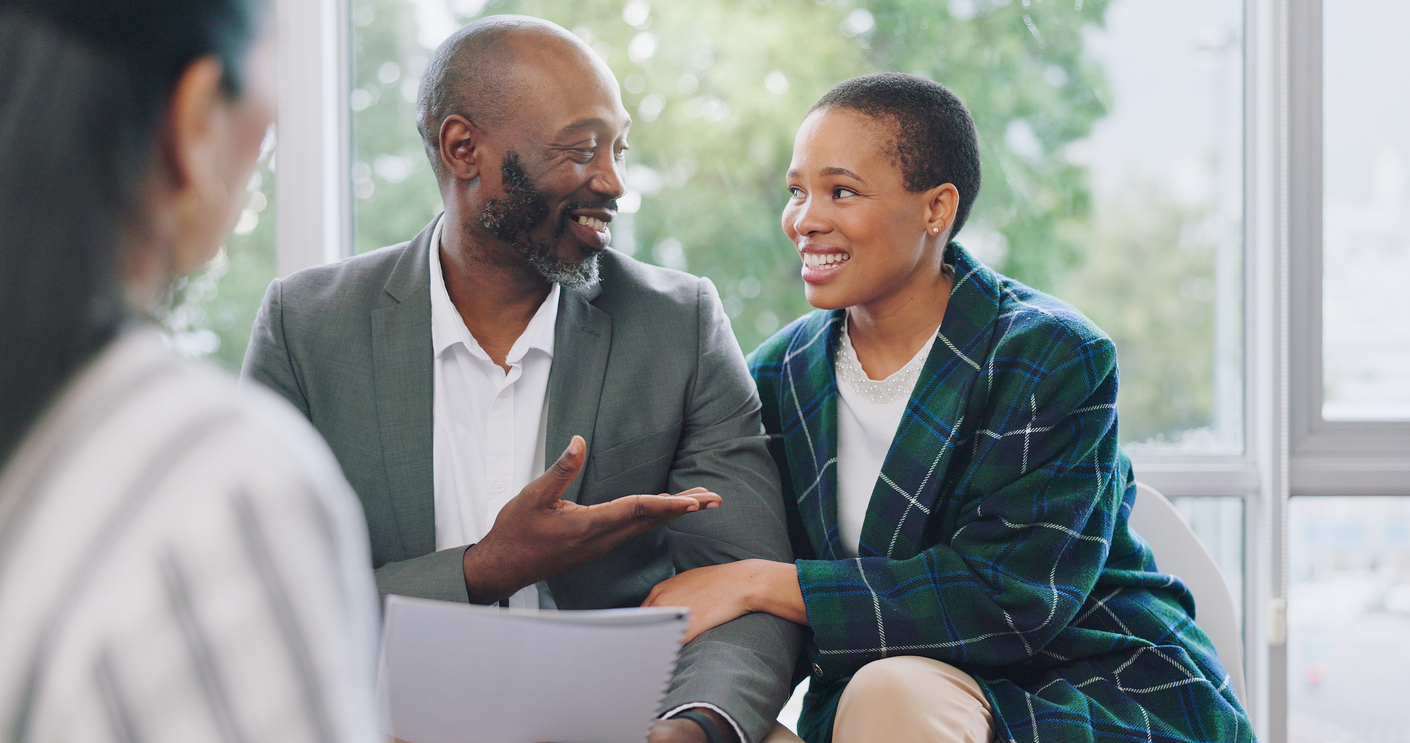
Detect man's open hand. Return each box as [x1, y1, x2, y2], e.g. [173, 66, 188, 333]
[461, 435, 721, 603]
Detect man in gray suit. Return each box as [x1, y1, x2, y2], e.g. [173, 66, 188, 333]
[242, 14, 799, 743]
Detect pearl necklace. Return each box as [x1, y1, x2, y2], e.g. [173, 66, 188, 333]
[834, 317, 939, 405]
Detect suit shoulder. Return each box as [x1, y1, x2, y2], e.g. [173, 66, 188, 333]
[276, 241, 413, 311]
[593, 249, 709, 315]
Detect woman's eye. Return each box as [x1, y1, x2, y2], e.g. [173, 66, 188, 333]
[833, 187, 857, 199]
[788, 186, 804, 199]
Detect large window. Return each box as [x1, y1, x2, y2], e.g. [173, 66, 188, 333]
[1288, 497, 1410, 741]
[1320, 0, 1410, 421]
[351, 0, 1244, 455]
[248, 1, 1410, 739]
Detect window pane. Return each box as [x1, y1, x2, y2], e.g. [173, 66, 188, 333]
[1057, 0, 1243, 453]
[352, 0, 1243, 453]
[161, 128, 277, 372]
[351, 0, 444, 254]
[1322, 0, 1410, 420]
[1289, 496, 1410, 741]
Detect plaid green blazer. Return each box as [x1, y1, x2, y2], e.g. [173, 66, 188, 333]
[748, 244, 1253, 743]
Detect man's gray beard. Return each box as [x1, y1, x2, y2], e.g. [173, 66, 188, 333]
[522, 246, 601, 288]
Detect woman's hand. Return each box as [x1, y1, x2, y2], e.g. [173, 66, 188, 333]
[643, 559, 808, 643]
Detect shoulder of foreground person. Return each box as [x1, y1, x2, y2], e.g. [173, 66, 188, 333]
[0, 329, 380, 743]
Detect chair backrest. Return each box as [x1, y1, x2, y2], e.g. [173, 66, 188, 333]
[1128, 482, 1246, 704]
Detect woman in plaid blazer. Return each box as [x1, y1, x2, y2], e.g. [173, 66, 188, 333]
[645, 73, 1253, 743]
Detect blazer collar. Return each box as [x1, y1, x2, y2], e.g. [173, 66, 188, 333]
[382, 215, 437, 304]
[369, 216, 439, 558]
[778, 309, 846, 560]
[778, 243, 1003, 560]
[543, 277, 612, 504]
[856, 243, 1003, 558]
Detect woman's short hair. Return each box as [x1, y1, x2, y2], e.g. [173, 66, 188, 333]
[0, 0, 264, 464]
[812, 72, 982, 237]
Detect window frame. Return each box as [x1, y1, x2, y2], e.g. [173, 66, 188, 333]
[1286, 0, 1410, 493]
[275, 0, 353, 278]
[271, 1, 1410, 740]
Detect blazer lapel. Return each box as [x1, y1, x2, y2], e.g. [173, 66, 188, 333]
[779, 310, 846, 561]
[544, 282, 612, 505]
[369, 218, 438, 559]
[857, 244, 1002, 560]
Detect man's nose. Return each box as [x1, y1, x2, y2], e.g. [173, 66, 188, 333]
[589, 157, 626, 200]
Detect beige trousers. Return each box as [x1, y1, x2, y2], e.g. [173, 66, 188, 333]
[763, 656, 995, 743]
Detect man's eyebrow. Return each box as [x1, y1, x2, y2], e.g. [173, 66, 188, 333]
[556, 116, 629, 137]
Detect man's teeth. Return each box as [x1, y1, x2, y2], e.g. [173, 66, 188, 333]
[802, 252, 849, 270]
[575, 215, 607, 231]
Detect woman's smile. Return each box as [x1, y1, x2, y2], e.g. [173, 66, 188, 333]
[800, 245, 852, 283]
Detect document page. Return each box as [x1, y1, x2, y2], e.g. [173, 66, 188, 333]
[377, 595, 688, 743]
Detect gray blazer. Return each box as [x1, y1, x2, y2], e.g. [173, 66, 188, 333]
[242, 217, 801, 742]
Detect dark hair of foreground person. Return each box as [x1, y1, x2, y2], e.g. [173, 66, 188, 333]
[0, 0, 261, 463]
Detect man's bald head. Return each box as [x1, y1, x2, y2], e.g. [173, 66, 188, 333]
[415, 15, 610, 180]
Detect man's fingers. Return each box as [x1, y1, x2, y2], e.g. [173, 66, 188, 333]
[670, 487, 720, 509]
[633, 493, 723, 519]
[522, 435, 586, 505]
[589, 491, 718, 532]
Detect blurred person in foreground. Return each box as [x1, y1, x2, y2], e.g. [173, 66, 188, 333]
[0, 1, 381, 740]
[242, 14, 798, 743]
[644, 73, 1255, 743]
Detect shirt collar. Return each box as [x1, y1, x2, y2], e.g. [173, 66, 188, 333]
[428, 216, 560, 364]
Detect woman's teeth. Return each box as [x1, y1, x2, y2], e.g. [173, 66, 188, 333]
[575, 215, 607, 231]
[803, 252, 849, 270]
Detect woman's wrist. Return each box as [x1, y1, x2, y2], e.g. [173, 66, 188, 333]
[745, 559, 809, 625]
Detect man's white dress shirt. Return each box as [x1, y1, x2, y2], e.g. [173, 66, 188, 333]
[428, 222, 745, 739]
[430, 219, 559, 610]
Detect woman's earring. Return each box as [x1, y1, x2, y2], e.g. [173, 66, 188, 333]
[931, 227, 940, 234]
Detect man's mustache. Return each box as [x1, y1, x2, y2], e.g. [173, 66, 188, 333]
[563, 197, 619, 214]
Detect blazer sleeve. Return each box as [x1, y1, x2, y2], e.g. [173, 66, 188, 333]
[797, 325, 1127, 678]
[658, 278, 803, 743]
[242, 277, 310, 419]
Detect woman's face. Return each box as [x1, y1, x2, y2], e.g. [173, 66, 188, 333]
[189, 30, 276, 271]
[782, 107, 950, 311]
[158, 27, 277, 278]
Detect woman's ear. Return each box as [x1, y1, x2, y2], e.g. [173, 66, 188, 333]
[159, 55, 239, 272]
[924, 182, 960, 238]
[166, 57, 229, 209]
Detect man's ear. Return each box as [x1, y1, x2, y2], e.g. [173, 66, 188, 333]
[924, 182, 960, 237]
[439, 115, 484, 182]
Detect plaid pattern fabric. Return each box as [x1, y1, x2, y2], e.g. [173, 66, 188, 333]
[748, 244, 1253, 743]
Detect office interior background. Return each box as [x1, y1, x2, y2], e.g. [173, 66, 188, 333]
[155, 0, 1410, 740]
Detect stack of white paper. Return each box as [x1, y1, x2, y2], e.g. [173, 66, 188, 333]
[377, 595, 688, 743]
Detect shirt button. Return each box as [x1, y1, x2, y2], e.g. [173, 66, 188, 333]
[812, 662, 824, 678]
[493, 481, 506, 493]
